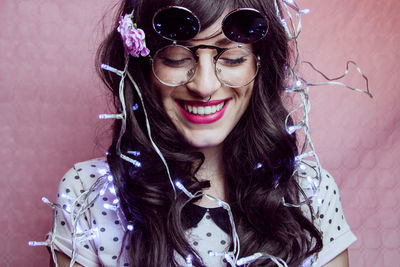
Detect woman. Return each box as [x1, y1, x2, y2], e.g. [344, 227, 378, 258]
[48, 0, 356, 266]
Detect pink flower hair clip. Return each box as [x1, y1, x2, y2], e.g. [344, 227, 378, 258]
[117, 11, 150, 57]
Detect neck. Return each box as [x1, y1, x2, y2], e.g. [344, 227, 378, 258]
[195, 145, 226, 207]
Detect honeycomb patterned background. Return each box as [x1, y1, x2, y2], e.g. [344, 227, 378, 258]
[0, 0, 398, 266]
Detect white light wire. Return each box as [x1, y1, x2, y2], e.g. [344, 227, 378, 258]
[125, 70, 177, 197]
[174, 182, 242, 266]
[101, 54, 177, 198]
[175, 180, 288, 266]
[274, 0, 372, 209]
[29, 172, 129, 267]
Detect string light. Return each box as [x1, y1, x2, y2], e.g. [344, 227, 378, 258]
[99, 188, 106, 196]
[75, 228, 99, 243]
[301, 8, 310, 14]
[98, 168, 108, 175]
[286, 123, 304, 134]
[63, 203, 72, 213]
[31, 170, 131, 266]
[127, 150, 141, 156]
[175, 181, 195, 199]
[300, 256, 313, 267]
[101, 64, 123, 76]
[255, 162, 263, 169]
[28, 241, 48, 247]
[224, 254, 236, 266]
[208, 251, 219, 257]
[103, 203, 118, 211]
[131, 159, 142, 168]
[185, 254, 193, 267]
[274, 0, 371, 210]
[41, 197, 51, 205]
[109, 185, 116, 195]
[98, 114, 123, 120]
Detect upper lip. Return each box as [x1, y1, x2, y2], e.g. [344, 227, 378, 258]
[176, 98, 230, 107]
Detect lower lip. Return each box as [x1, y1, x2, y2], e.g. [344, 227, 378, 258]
[176, 100, 230, 124]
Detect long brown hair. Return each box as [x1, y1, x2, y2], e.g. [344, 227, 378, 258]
[96, 0, 322, 266]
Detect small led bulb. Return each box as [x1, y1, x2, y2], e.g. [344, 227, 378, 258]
[99, 188, 106, 196]
[186, 254, 193, 266]
[109, 185, 116, 195]
[175, 181, 183, 189]
[98, 168, 107, 175]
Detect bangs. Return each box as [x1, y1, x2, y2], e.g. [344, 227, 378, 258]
[168, 0, 234, 30]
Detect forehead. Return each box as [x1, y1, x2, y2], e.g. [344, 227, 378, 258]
[184, 9, 251, 48]
[194, 9, 228, 40]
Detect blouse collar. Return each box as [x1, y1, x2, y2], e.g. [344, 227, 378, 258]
[182, 203, 231, 234]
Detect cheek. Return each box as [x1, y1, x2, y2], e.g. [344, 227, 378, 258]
[150, 77, 174, 106]
[238, 83, 254, 106]
[237, 84, 254, 118]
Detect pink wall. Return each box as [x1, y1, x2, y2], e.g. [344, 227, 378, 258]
[1, 0, 398, 266]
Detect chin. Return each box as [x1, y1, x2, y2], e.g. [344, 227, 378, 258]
[184, 133, 227, 149]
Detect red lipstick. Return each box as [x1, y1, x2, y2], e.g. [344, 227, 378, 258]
[176, 99, 230, 124]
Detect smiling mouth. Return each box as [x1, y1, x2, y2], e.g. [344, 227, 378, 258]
[182, 102, 225, 115]
[176, 99, 230, 124]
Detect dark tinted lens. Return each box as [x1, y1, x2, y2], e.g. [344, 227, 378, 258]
[153, 6, 200, 41]
[222, 9, 268, 44]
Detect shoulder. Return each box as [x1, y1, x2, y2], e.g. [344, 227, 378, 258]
[58, 158, 110, 194]
[54, 158, 131, 266]
[296, 160, 342, 222]
[296, 160, 338, 206]
[296, 161, 357, 266]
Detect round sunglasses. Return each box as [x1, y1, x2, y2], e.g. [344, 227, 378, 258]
[152, 6, 269, 43]
[151, 6, 268, 87]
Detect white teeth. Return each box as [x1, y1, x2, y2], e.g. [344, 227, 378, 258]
[198, 106, 205, 115]
[184, 102, 225, 115]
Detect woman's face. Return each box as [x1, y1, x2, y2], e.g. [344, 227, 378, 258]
[151, 13, 255, 149]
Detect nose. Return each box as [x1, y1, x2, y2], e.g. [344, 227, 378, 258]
[185, 50, 221, 99]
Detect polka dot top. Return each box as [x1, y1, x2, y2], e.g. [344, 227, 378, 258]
[48, 158, 356, 266]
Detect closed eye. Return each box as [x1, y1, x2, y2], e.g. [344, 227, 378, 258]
[218, 57, 247, 66]
[160, 57, 193, 67]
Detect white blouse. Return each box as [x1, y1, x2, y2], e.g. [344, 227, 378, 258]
[45, 158, 356, 266]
